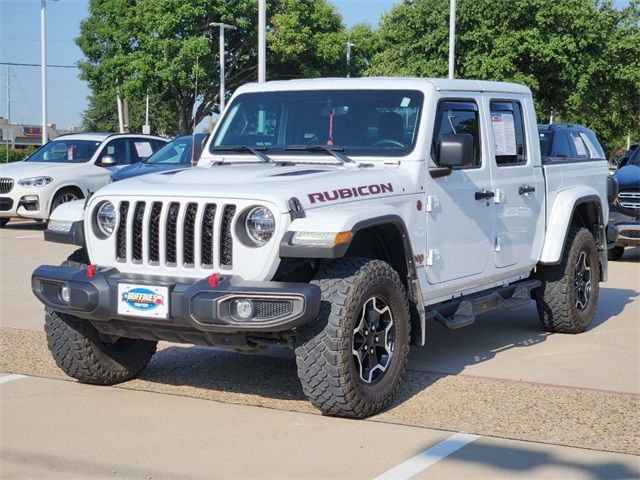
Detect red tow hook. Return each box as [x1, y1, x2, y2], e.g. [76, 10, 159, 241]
[207, 273, 219, 287]
[86, 264, 97, 278]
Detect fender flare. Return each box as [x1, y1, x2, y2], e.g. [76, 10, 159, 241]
[539, 190, 604, 264]
[280, 207, 427, 345]
[44, 199, 86, 246]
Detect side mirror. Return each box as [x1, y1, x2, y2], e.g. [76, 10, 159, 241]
[437, 133, 473, 168]
[191, 135, 204, 165]
[99, 155, 117, 167]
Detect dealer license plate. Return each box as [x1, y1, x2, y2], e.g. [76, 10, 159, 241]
[117, 283, 169, 319]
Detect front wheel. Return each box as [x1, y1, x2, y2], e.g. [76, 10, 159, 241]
[535, 226, 599, 333]
[45, 310, 157, 384]
[294, 258, 410, 418]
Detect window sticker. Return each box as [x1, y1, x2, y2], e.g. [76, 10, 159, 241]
[107, 146, 115, 155]
[491, 112, 516, 156]
[135, 141, 153, 158]
[400, 97, 411, 108]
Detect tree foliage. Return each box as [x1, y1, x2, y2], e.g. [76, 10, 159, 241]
[76, 0, 352, 135]
[368, 0, 640, 156]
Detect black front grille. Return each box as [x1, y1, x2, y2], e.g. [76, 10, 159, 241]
[183, 203, 198, 265]
[148, 202, 162, 263]
[116, 202, 130, 261]
[0, 178, 13, 194]
[253, 300, 293, 320]
[220, 205, 236, 268]
[0, 197, 13, 211]
[201, 204, 217, 266]
[108, 199, 238, 270]
[620, 229, 640, 239]
[132, 202, 146, 262]
[166, 202, 180, 264]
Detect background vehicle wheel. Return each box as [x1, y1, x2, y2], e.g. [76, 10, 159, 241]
[45, 310, 157, 385]
[607, 246, 625, 261]
[294, 258, 410, 418]
[0, 218, 8, 228]
[51, 188, 82, 212]
[535, 226, 599, 334]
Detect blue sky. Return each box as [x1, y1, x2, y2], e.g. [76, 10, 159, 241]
[0, 0, 629, 130]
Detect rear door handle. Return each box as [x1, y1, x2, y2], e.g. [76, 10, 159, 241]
[475, 190, 495, 201]
[518, 185, 536, 195]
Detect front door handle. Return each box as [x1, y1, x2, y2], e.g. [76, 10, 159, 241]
[475, 190, 495, 201]
[518, 185, 536, 195]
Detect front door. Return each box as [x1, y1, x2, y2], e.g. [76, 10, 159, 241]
[425, 97, 494, 286]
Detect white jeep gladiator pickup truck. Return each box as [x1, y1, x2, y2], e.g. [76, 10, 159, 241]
[32, 78, 614, 418]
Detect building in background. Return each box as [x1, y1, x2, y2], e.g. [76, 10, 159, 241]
[0, 117, 78, 149]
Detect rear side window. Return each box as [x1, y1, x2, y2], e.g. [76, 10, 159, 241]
[130, 139, 155, 162]
[431, 100, 481, 168]
[551, 133, 572, 158]
[579, 131, 606, 159]
[490, 100, 526, 166]
[570, 132, 589, 158]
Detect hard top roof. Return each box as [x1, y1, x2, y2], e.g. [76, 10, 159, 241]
[236, 77, 531, 95]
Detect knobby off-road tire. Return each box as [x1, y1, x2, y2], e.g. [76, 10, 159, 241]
[44, 249, 157, 385]
[294, 258, 410, 418]
[607, 246, 625, 261]
[535, 226, 599, 334]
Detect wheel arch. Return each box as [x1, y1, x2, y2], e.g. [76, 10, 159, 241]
[281, 212, 426, 346]
[50, 184, 85, 214]
[539, 191, 607, 280]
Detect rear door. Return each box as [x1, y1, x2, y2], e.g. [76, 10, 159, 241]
[486, 97, 543, 271]
[425, 96, 494, 285]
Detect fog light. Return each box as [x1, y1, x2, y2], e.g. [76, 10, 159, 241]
[60, 285, 70, 304]
[233, 299, 254, 320]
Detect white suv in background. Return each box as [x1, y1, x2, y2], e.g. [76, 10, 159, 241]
[0, 132, 167, 227]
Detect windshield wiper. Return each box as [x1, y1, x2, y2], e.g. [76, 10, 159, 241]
[211, 145, 272, 163]
[284, 145, 357, 165]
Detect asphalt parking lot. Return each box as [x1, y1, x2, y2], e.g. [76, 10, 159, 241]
[1, 219, 639, 478]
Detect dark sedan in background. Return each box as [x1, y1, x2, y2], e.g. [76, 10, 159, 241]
[110, 133, 208, 182]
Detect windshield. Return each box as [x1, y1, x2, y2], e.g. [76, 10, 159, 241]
[211, 89, 424, 157]
[145, 136, 193, 165]
[25, 139, 101, 163]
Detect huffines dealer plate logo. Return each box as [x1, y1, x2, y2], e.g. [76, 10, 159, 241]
[117, 283, 169, 319]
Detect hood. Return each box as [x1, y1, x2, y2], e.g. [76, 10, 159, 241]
[613, 164, 640, 189]
[0, 160, 90, 179]
[96, 162, 402, 213]
[111, 163, 189, 182]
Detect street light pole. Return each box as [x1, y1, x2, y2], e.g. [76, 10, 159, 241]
[345, 42, 354, 78]
[209, 22, 236, 114]
[448, 0, 456, 79]
[258, 0, 266, 82]
[40, 0, 48, 145]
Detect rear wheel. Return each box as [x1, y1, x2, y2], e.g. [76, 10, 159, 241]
[608, 246, 625, 261]
[535, 226, 599, 333]
[294, 258, 410, 418]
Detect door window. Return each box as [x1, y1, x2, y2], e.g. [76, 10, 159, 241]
[490, 101, 526, 166]
[431, 100, 481, 167]
[130, 138, 155, 162]
[99, 138, 131, 165]
[551, 133, 572, 158]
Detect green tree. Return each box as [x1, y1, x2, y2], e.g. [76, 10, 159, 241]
[77, 0, 349, 135]
[368, 0, 640, 156]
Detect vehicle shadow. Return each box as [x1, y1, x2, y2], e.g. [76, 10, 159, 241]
[400, 440, 640, 479]
[139, 285, 637, 405]
[3, 220, 46, 231]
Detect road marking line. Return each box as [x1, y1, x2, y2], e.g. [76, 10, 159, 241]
[0, 374, 27, 385]
[14, 234, 42, 239]
[373, 432, 480, 480]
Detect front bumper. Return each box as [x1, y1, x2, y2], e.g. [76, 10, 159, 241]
[607, 208, 640, 247]
[31, 265, 321, 336]
[0, 182, 56, 220]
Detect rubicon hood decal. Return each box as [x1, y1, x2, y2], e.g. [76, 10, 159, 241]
[308, 182, 393, 204]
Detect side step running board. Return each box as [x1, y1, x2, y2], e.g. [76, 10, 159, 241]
[426, 279, 541, 330]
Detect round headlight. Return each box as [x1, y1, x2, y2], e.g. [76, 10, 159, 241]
[95, 201, 116, 237]
[245, 206, 275, 245]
